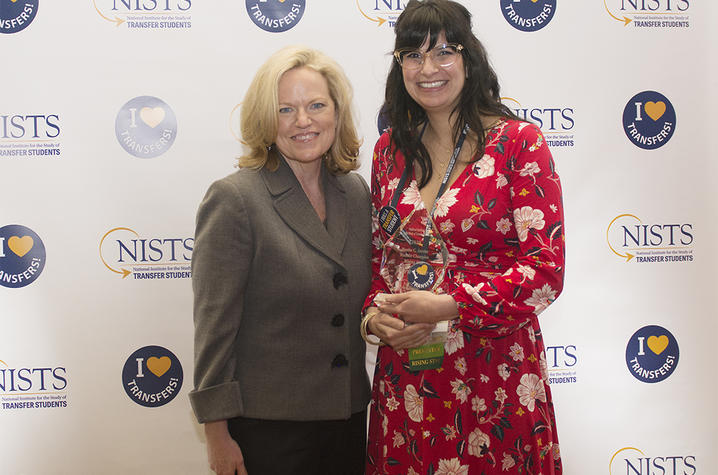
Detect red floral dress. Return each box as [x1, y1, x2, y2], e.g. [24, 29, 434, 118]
[364, 120, 565, 475]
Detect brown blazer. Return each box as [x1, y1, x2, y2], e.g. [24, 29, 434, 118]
[189, 155, 372, 423]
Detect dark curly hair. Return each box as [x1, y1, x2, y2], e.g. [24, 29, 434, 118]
[382, 0, 519, 187]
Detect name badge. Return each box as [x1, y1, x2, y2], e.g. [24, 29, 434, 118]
[408, 321, 448, 371]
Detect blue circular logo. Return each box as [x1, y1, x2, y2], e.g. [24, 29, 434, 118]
[622, 90, 676, 150]
[245, 0, 305, 32]
[377, 105, 390, 135]
[0, 0, 39, 34]
[122, 345, 183, 407]
[0, 224, 46, 288]
[115, 96, 177, 158]
[500, 0, 556, 32]
[625, 325, 679, 383]
[407, 261, 436, 290]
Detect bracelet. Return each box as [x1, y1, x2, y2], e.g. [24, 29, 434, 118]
[360, 311, 385, 346]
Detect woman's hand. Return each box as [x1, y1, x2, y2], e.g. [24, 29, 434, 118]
[367, 311, 435, 350]
[376, 291, 459, 324]
[204, 420, 248, 475]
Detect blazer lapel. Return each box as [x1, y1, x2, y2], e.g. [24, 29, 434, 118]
[261, 155, 346, 269]
[324, 171, 348, 257]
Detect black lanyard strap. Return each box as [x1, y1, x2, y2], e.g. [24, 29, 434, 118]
[420, 123, 470, 258]
[386, 123, 470, 260]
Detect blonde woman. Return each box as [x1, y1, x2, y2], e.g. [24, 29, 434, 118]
[190, 46, 371, 475]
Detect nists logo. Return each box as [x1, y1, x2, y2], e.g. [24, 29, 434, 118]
[99, 227, 193, 280]
[502, 97, 575, 148]
[0, 113, 61, 159]
[115, 96, 177, 158]
[122, 345, 183, 408]
[610, 447, 696, 475]
[625, 325, 679, 383]
[0, 0, 39, 34]
[93, 0, 192, 29]
[500, 0, 556, 32]
[604, 0, 690, 28]
[606, 214, 693, 263]
[0, 224, 46, 288]
[546, 344, 578, 384]
[245, 0, 305, 33]
[1, 359, 69, 410]
[622, 91, 676, 150]
[356, 0, 407, 29]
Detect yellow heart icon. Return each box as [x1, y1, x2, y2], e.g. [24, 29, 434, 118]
[140, 107, 166, 128]
[147, 356, 171, 377]
[644, 101, 666, 121]
[647, 335, 669, 355]
[416, 264, 428, 276]
[8, 236, 34, 257]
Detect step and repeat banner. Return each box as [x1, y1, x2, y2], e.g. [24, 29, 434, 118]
[2, 1, 716, 474]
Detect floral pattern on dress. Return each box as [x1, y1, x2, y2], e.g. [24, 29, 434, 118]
[365, 120, 565, 475]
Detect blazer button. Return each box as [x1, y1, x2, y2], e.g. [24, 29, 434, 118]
[333, 272, 348, 289]
[332, 354, 348, 368]
[331, 314, 345, 327]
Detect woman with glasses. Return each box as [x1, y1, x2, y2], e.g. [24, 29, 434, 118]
[361, 1, 565, 473]
[190, 46, 371, 475]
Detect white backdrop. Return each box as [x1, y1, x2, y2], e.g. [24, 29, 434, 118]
[2, 1, 716, 474]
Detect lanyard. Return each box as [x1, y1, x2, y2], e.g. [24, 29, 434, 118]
[389, 123, 470, 260]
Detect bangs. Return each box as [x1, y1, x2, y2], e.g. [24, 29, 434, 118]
[394, 3, 465, 50]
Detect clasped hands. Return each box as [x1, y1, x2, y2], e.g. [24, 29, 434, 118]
[366, 290, 459, 350]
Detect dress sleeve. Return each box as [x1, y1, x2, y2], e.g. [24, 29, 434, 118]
[362, 136, 393, 313]
[189, 177, 252, 423]
[450, 124, 565, 338]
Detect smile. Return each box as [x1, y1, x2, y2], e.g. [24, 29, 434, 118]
[292, 133, 319, 142]
[418, 81, 447, 89]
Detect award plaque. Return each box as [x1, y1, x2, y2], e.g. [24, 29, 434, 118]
[379, 209, 450, 370]
[379, 208, 449, 294]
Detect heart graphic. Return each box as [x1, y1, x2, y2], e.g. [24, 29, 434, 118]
[147, 356, 171, 377]
[8, 236, 34, 257]
[644, 101, 666, 121]
[416, 264, 428, 276]
[647, 335, 669, 355]
[140, 107, 165, 128]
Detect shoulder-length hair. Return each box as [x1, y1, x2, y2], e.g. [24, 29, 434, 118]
[238, 46, 360, 175]
[383, 0, 520, 187]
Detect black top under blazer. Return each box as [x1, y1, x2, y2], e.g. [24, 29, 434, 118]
[189, 154, 372, 423]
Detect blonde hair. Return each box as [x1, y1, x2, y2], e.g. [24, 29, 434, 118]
[238, 46, 361, 175]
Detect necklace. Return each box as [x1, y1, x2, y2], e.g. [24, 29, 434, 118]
[426, 133, 460, 167]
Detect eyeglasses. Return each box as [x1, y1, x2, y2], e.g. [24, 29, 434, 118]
[394, 43, 464, 70]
